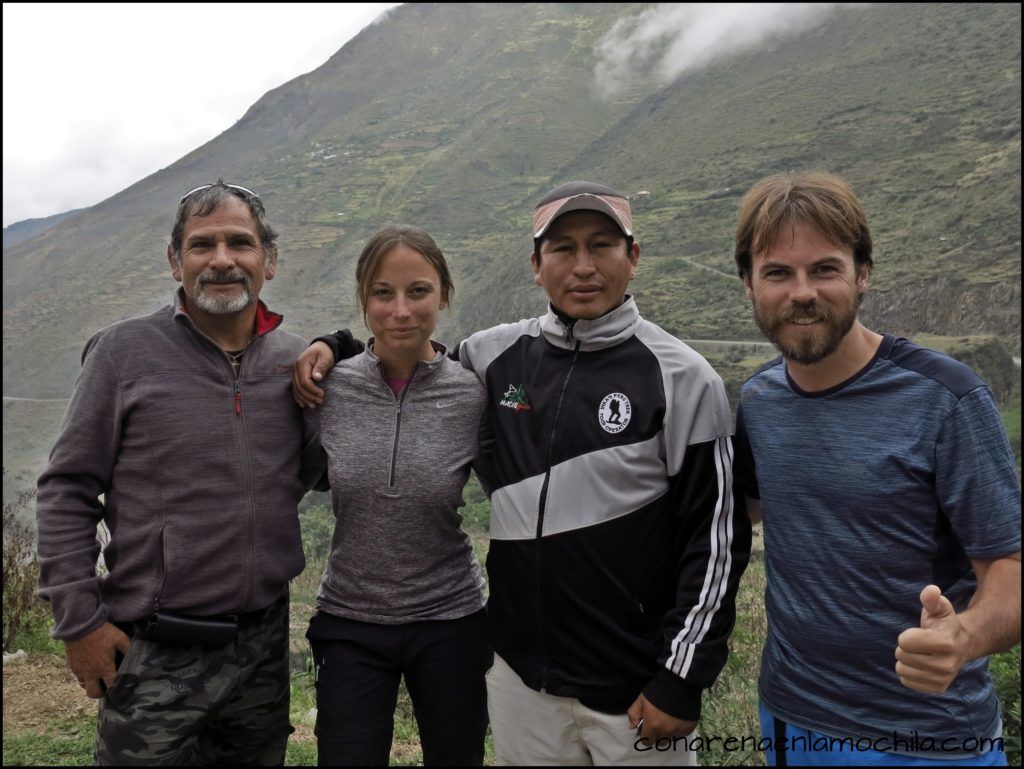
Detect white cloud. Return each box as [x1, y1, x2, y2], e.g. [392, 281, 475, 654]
[594, 3, 842, 98]
[2, 2, 399, 226]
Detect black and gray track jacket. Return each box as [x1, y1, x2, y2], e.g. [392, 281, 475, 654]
[457, 297, 751, 720]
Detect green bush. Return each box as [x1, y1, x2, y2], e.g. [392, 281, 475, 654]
[991, 645, 1021, 765]
[3, 483, 49, 652]
[460, 473, 491, 532]
[299, 504, 335, 563]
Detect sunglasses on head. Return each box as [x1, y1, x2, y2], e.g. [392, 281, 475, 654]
[179, 183, 260, 204]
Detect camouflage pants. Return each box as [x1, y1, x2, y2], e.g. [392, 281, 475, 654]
[94, 594, 293, 766]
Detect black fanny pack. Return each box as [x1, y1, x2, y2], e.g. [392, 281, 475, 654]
[136, 611, 238, 649]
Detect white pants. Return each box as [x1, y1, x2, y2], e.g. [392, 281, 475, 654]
[486, 653, 698, 766]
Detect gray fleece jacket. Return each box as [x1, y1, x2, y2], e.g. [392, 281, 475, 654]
[36, 290, 325, 640]
[317, 342, 486, 624]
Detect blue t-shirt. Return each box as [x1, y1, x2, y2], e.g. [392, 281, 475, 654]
[735, 334, 1020, 756]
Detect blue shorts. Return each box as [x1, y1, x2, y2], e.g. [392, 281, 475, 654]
[759, 701, 1007, 766]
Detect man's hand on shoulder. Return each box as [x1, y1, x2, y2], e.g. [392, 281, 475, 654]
[627, 692, 697, 742]
[292, 341, 336, 408]
[65, 622, 131, 699]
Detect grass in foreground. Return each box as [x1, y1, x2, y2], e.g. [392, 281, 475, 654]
[2, 719, 95, 766]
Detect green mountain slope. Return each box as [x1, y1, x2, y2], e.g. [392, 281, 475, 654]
[475, 2, 1022, 342]
[3, 3, 1020, 491]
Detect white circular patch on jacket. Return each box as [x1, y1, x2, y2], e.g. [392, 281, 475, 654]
[598, 393, 631, 433]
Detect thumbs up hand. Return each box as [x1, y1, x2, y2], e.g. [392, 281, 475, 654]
[894, 585, 968, 694]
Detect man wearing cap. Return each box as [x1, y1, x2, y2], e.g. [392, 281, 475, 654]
[293, 181, 751, 765]
[36, 181, 343, 765]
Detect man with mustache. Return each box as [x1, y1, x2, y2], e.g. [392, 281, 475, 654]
[732, 171, 1020, 765]
[36, 181, 334, 765]
[294, 181, 752, 765]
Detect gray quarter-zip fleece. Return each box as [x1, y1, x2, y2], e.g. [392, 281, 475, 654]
[36, 290, 326, 640]
[317, 341, 486, 624]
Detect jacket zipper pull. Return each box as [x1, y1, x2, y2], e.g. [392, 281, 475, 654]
[234, 382, 242, 416]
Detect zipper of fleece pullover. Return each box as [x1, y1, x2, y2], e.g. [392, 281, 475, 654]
[387, 369, 417, 487]
[534, 338, 581, 690]
[226, 351, 258, 611]
[151, 330, 260, 613]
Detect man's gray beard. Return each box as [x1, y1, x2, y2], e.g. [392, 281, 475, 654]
[190, 277, 254, 315]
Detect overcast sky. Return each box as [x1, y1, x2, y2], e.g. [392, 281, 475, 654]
[2, 3, 400, 228]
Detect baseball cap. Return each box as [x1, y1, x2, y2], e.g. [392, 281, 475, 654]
[532, 181, 634, 239]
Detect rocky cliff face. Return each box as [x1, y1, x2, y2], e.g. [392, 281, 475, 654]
[862, 279, 1021, 354]
[945, 336, 1021, 406]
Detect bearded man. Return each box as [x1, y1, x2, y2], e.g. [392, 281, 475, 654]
[36, 181, 330, 765]
[733, 171, 1020, 766]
